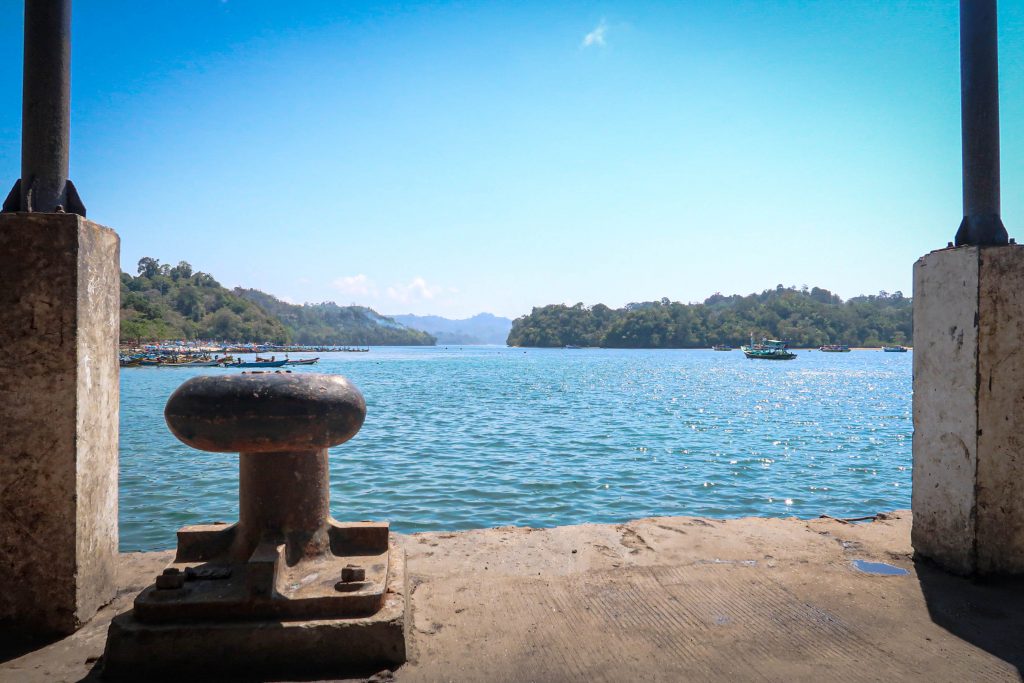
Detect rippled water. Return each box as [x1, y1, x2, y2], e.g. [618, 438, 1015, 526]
[120, 346, 912, 551]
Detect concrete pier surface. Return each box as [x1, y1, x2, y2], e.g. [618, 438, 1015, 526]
[3, 511, 1022, 682]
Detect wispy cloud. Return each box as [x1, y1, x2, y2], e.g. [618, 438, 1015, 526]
[386, 277, 443, 304]
[582, 20, 608, 48]
[331, 274, 377, 297]
[326, 274, 459, 313]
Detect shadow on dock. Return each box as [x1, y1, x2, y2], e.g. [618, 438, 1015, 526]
[916, 558, 1024, 676]
[0, 625, 53, 664]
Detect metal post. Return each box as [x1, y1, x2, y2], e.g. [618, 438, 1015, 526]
[955, 0, 1007, 246]
[2, 0, 85, 215]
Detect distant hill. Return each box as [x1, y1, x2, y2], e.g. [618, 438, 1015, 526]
[236, 289, 435, 346]
[121, 259, 291, 343]
[507, 286, 912, 348]
[389, 312, 513, 345]
[119, 257, 435, 345]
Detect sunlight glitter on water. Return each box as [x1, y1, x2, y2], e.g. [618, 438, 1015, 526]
[119, 346, 912, 551]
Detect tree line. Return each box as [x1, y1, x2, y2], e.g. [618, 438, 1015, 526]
[506, 286, 911, 348]
[120, 258, 435, 345]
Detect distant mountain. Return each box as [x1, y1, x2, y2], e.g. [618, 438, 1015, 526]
[389, 312, 513, 345]
[236, 289, 435, 346]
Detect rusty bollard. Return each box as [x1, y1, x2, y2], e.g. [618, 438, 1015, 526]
[103, 373, 408, 678]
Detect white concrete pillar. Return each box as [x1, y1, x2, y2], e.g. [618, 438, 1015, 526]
[912, 244, 1024, 575]
[0, 213, 119, 634]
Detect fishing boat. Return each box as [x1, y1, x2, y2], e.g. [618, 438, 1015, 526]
[819, 344, 851, 352]
[284, 357, 319, 365]
[225, 359, 289, 368]
[741, 336, 797, 360]
[882, 345, 909, 353]
[711, 344, 733, 351]
[564, 344, 582, 350]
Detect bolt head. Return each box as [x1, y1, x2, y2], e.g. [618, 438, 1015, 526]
[341, 565, 366, 582]
[155, 568, 186, 590]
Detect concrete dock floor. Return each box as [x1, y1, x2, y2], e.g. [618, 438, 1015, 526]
[3, 511, 1023, 682]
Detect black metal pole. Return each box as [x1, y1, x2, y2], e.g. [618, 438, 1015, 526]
[21, 0, 71, 213]
[2, 0, 84, 215]
[955, 0, 1007, 246]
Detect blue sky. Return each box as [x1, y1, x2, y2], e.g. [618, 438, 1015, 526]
[2, 1, 1022, 317]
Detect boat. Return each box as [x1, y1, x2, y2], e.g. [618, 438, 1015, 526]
[819, 344, 851, 352]
[711, 344, 733, 351]
[225, 360, 289, 368]
[564, 345, 582, 350]
[882, 345, 909, 352]
[740, 336, 797, 360]
[284, 357, 319, 365]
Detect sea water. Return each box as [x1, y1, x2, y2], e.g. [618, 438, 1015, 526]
[119, 346, 912, 551]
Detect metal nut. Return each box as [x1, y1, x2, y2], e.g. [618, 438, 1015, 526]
[155, 567, 185, 590]
[341, 565, 365, 582]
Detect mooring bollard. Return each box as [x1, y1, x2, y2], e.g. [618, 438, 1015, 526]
[103, 373, 408, 678]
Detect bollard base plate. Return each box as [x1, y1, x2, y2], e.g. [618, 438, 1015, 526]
[102, 544, 408, 680]
[133, 520, 393, 622]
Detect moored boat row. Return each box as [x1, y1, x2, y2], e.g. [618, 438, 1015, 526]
[709, 342, 909, 355]
[120, 352, 321, 368]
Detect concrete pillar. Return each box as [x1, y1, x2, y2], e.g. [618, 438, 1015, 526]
[0, 212, 119, 634]
[912, 245, 1024, 575]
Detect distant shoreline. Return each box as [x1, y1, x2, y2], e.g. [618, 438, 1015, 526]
[507, 345, 912, 351]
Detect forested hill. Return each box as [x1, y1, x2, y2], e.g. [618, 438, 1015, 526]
[235, 289, 435, 346]
[121, 259, 290, 342]
[119, 257, 435, 345]
[506, 286, 912, 349]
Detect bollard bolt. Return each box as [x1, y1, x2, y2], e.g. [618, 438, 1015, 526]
[155, 568, 185, 590]
[341, 565, 366, 582]
[335, 564, 369, 592]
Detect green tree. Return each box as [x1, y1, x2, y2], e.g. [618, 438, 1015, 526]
[137, 257, 160, 278]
